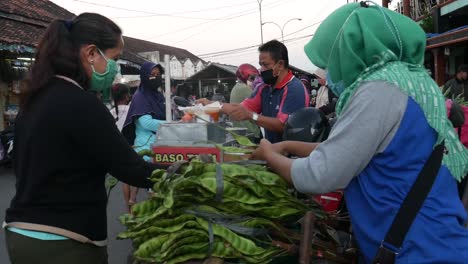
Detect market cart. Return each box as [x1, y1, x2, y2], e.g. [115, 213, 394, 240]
[151, 121, 251, 166]
[120, 109, 356, 263]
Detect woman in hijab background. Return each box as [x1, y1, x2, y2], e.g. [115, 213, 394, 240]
[123, 62, 166, 156]
[251, 2, 468, 263]
[122, 62, 166, 203]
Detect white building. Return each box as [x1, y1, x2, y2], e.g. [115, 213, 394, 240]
[120, 37, 206, 82]
[182, 59, 195, 79]
[195, 60, 205, 73]
[170, 56, 183, 80]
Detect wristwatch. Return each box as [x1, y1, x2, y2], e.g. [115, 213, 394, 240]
[252, 112, 259, 122]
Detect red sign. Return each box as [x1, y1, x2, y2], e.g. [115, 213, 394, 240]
[151, 145, 221, 164]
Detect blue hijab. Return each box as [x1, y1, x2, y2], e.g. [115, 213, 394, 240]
[122, 62, 166, 144]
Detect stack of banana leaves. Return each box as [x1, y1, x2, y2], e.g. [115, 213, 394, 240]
[119, 134, 354, 263]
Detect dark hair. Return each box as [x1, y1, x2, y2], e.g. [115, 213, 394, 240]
[22, 13, 122, 107]
[457, 64, 468, 73]
[258, 40, 289, 68]
[111, 83, 130, 121]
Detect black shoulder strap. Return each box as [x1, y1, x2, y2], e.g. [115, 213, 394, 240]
[373, 143, 445, 263]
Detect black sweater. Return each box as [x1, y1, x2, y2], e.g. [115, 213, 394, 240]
[5, 77, 155, 241]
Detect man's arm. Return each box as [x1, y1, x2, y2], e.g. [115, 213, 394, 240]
[222, 104, 284, 133]
[253, 113, 284, 133]
[232, 80, 310, 133]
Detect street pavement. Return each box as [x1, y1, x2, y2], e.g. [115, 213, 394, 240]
[0, 167, 146, 264]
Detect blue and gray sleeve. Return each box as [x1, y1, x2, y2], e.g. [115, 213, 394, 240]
[291, 81, 408, 194]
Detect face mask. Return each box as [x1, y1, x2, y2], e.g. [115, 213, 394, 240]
[261, 69, 278, 86]
[90, 49, 119, 92]
[326, 72, 345, 96]
[261, 62, 281, 86]
[148, 76, 162, 90]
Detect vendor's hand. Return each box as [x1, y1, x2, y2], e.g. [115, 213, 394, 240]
[227, 105, 252, 121]
[220, 103, 235, 115]
[250, 139, 273, 161]
[196, 98, 211, 105]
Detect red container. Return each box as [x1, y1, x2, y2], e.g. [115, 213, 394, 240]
[314, 191, 344, 212]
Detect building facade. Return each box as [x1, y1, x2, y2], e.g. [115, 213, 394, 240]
[388, 0, 468, 86]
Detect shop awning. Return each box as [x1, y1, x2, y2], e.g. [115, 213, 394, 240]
[426, 25, 468, 49]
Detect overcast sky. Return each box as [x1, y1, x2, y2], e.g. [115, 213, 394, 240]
[50, 0, 395, 73]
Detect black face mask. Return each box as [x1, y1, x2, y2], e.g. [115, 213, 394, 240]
[260, 69, 278, 86]
[148, 76, 162, 90]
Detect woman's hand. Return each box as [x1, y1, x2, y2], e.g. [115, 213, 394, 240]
[251, 141, 288, 160]
[251, 139, 294, 185]
[271, 141, 288, 156]
[250, 139, 273, 161]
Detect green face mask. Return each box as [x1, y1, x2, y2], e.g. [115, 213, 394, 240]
[90, 49, 120, 92]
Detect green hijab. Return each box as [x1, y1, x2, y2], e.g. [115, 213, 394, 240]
[304, 2, 467, 181]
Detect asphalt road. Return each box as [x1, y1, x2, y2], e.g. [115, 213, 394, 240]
[0, 167, 146, 264]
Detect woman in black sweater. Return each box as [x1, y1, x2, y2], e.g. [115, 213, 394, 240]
[3, 13, 156, 264]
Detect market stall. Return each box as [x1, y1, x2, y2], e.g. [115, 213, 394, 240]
[118, 106, 356, 263]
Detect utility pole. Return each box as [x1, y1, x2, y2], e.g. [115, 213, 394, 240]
[164, 54, 172, 121]
[281, 18, 302, 43]
[262, 21, 282, 42]
[262, 18, 302, 43]
[257, 0, 264, 45]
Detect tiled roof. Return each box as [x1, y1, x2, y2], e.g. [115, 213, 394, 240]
[0, 0, 203, 67]
[0, 0, 74, 46]
[0, 0, 74, 24]
[0, 18, 45, 46]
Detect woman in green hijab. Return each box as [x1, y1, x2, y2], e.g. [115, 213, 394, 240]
[251, 2, 468, 263]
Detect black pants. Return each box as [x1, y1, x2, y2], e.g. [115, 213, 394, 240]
[5, 229, 108, 264]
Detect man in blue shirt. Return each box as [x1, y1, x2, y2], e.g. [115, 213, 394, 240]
[222, 40, 309, 143]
